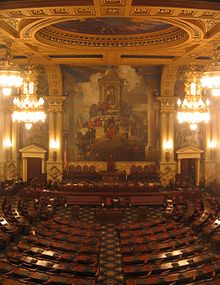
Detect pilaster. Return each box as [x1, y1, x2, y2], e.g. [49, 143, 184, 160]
[46, 96, 65, 182]
[157, 96, 177, 186]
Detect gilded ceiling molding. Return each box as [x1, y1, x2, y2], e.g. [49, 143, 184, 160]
[1, 4, 220, 20]
[3, 19, 22, 32]
[44, 64, 63, 97]
[101, 0, 125, 5]
[16, 15, 206, 51]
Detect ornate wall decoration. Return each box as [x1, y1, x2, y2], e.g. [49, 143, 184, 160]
[175, 123, 204, 150]
[4, 161, 17, 180]
[3, 19, 22, 32]
[48, 166, 61, 181]
[63, 65, 161, 161]
[159, 164, 176, 187]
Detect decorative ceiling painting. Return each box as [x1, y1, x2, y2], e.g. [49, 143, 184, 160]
[35, 16, 188, 49]
[53, 18, 172, 35]
[63, 65, 161, 161]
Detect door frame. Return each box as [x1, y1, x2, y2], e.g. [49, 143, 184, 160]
[176, 146, 203, 186]
[19, 144, 47, 182]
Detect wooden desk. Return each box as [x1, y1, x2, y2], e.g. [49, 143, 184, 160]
[95, 208, 124, 224]
[100, 171, 126, 182]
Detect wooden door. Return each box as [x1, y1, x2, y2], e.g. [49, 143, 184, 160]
[27, 157, 42, 181]
[181, 159, 188, 181]
[181, 158, 196, 186]
[187, 158, 196, 185]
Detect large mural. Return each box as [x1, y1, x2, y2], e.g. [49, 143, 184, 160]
[63, 65, 161, 161]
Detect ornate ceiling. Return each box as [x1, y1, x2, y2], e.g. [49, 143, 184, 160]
[0, 0, 220, 67]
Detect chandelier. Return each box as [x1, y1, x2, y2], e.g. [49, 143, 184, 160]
[200, 49, 220, 96]
[0, 46, 23, 96]
[12, 64, 46, 129]
[177, 65, 210, 131]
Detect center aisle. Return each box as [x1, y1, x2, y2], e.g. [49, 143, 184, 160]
[55, 205, 164, 285]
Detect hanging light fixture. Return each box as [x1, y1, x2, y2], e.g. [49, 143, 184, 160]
[177, 64, 210, 131]
[200, 48, 220, 97]
[0, 45, 23, 96]
[12, 63, 46, 129]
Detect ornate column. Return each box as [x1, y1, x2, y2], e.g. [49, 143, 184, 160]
[206, 100, 220, 183]
[46, 96, 65, 182]
[204, 106, 216, 185]
[0, 98, 5, 180]
[1, 98, 19, 180]
[196, 158, 201, 186]
[157, 96, 176, 186]
[145, 91, 153, 159]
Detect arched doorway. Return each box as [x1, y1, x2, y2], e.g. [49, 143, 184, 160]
[176, 146, 203, 186]
[19, 145, 47, 183]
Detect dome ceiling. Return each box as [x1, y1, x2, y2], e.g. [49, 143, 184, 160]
[53, 18, 172, 35]
[35, 17, 188, 49]
[0, 0, 220, 66]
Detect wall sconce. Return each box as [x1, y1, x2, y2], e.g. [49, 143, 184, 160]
[163, 140, 173, 162]
[4, 138, 12, 160]
[208, 140, 217, 161]
[50, 140, 59, 161]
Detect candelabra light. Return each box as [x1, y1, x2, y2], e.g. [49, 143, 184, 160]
[0, 46, 23, 96]
[163, 140, 172, 162]
[50, 140, 59, 161]
[12, 63, 46, 129]
[4, 138, 12, 160]
[201, 49, 220, 97]
[177, 65, 210, 131]
[208, 140, 217, 161]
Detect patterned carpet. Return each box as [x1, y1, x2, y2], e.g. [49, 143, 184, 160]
[55, 205, 164, 285]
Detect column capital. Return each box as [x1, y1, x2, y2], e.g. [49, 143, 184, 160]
[157, 96, 177, 112]
[46, 96, 65, 112]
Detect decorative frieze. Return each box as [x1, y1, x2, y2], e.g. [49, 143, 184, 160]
[101, 7, 123, 15]
[31, 9, 47, 16]
[36, 27, 186, 48]
[131, 7, 149, 15]
[74, 7, 95, 15]
[101, 0, 125, 5]
[157, 8, 172, 15]
[7, 10, 24, 17]
[0, 5, 219, 20]
[52, 8, 70, 15]
[179, 9, 194, 16]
